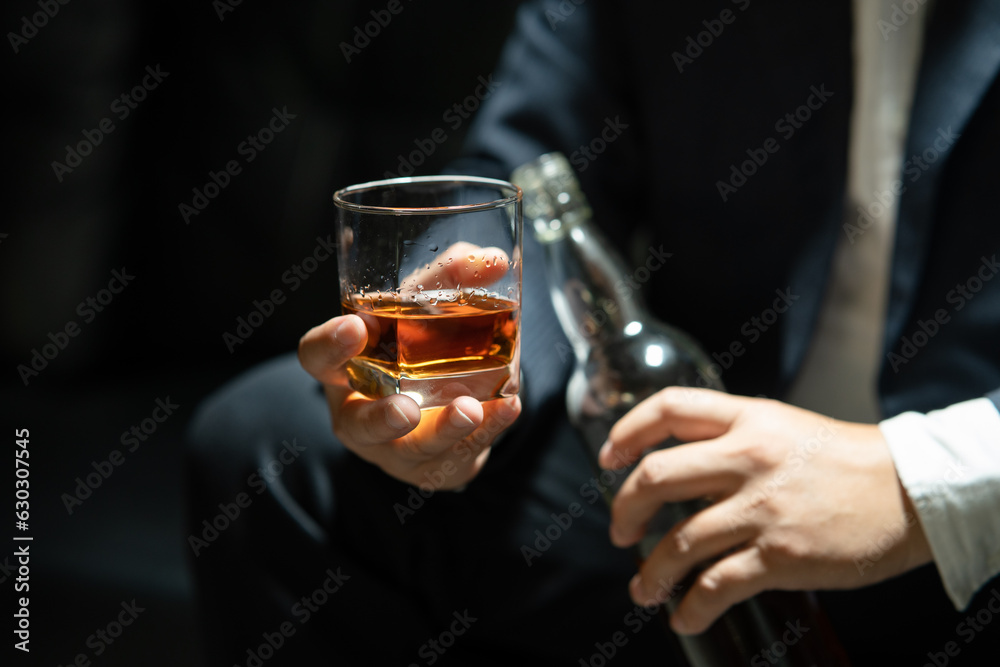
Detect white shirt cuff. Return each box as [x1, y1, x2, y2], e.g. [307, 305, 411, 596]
[879, 397, 1000, 610]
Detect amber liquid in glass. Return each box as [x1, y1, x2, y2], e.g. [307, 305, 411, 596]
[342, 290, 519, 406]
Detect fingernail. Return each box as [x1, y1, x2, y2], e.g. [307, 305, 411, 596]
[386, 402, 412, 430]
[598, 440, 612, 467]
[450, 405, 475, 428]
[334, 319, 362, 346]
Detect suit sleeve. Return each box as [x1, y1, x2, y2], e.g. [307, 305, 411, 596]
[445, 0, 644, 217]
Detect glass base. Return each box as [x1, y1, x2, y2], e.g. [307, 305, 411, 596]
[346, 358, 519, 409]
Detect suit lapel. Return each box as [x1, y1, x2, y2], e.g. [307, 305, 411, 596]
[883, 0, 1000, 355]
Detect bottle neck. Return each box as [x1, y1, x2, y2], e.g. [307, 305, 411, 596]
[513, 151, 651, 355]
[536, 214, 648, 355]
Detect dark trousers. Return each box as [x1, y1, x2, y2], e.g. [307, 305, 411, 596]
[185, 353, 679, 666]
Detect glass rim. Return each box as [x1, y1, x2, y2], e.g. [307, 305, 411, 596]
[332, 175, 522, 216]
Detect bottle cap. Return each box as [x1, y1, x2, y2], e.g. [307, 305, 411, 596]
[511, 152, 593, 242]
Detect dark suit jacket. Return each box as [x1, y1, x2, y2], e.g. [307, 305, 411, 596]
[449, 0, 1000, 417]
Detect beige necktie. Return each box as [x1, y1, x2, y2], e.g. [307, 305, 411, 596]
[786, 0, 929, 422]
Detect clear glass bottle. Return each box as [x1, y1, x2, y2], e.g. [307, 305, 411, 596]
[512, 152, 851, 667]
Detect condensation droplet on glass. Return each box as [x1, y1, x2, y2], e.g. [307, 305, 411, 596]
[467, 254, 476, 262]
[416, 284, 423, 290]
[429, 244, 439, 252]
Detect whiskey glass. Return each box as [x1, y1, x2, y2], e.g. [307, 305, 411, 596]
[333, 176, 522, 409]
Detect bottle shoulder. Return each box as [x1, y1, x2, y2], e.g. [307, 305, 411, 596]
[567, 320, 724, 423]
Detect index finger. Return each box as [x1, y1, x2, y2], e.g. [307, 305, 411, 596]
[401, 241, 510, 291]
[609, 441, 738, 548]
[599, 387, 744, 469]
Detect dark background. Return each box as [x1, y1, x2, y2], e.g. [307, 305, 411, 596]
[2, 2, 521, 664]
[8, 3, 1000, 667]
